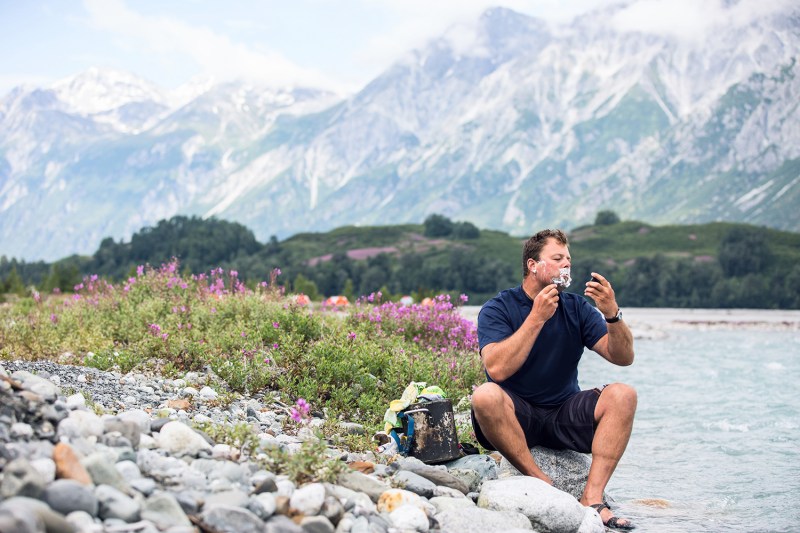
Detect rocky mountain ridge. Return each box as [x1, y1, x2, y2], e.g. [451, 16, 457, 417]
[1, 4, 798, 261]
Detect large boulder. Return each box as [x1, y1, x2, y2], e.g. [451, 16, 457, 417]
[478, 477, 600, 533]
[498, 446, 603, 501]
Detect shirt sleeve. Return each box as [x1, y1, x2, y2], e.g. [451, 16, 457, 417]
[477, 300, 514, 351]
[580, 298, 608, 349]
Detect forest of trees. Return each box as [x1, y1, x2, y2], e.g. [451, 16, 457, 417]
[2, 213, 799, 309]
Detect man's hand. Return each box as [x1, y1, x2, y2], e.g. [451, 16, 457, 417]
[530, 284, 559, 324]
[584, 272, 618, 318]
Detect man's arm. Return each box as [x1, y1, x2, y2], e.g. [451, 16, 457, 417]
[482, 284, 560, 382]
[585, 272, 635, 366]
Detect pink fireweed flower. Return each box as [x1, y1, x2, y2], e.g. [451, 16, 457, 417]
[149, 323, 162, 336]
[272, 343, 279, 349]
[230, 270, 238, 278]
[460, 294, 469, 303]
[33, 291, 41, 303]
[52, 288, 61, 294]
[136, 265, 145, 276]
[161, 333, 169, 341]
[272, 322, 280, 329]
[50, 313, 58, 324]
[241, 331, 247, 338]
[72, 294, 81, 301]
[264, 357, 271, 364]
[348, 332, 357, 340]
[211, 307, 217, 314]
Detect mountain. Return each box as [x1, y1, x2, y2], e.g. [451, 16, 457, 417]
[1, 3, 799, 261]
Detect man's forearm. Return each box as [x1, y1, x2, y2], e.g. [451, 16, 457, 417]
[606, 322, 635, 366]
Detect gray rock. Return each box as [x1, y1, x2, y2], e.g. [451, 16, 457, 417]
[115, 459, 142, 481]
[252, 472, 279, 494]
[265, 514, 304, 532]
[200, 505, 265, 533]
[1, 458, 46, 499]
[432, 485, 468, 498]
[319, 496, 345, 526]
[429, 496, 475, 513]
[116, 410, 153, 435]
[436, 506, 533, 533]
[300, 515, 335, 533]
[337, 422, 366, 436]
[323, 483, 376, 515]
[0, 496, 77, 533]
[65, 510, 101, 533]
[394, 456, 469, 494]
[82, 452, 131, 493]
[141, 491, 192, 529]
[11, 422, 34, 439]
[336, 470, 390, 503]
[478, 477, 585, 533]
[248, 492, 277, 520]
[12, 371, 60, 401]
[290, 482, 326, 515]
[392, 470, 437, 498]
[0, 506, 43, 533]
[43, 479, 99, 516]
[445, 455, 498, 493]
[103, 417, 142, 448]
[204, 489, 250, 509]
[95, 484, 141, 522]
[498, 446, 600, 501]
[130, 477, 158, 496]
[58, 410, 104, 440]
[157, 421, 212, 456]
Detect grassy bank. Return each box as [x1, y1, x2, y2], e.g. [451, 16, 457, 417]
[0, 260, 483, 440]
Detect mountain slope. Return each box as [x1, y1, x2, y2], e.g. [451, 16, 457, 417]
[1, 3, 798, 261]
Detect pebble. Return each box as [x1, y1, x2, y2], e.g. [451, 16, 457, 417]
[0, 360, 613, 532]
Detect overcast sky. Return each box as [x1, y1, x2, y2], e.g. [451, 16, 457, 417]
[0, 0, 792, 96]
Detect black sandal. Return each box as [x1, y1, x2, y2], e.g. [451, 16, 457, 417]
[590, 502, 636, 530]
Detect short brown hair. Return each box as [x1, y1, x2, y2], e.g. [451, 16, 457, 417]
[522, 229, 568, 278]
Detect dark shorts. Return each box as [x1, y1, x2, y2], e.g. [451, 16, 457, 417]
[471, 386, 606, 454]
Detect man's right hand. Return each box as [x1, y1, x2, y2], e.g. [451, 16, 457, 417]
[530, 283, 559, 323]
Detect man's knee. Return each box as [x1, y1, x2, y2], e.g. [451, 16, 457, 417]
[600, 383, 637, 415]
[471, 383, 512, 414]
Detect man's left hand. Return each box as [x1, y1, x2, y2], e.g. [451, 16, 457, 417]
[585, 272, 618, 318]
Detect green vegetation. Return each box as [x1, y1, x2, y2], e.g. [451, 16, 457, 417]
[0, 262, 481, 436]
[2, 212, 799, 309]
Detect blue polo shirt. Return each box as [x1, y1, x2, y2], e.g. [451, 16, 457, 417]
[478, 286, 607, 405]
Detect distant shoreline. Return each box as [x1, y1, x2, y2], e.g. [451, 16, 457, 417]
[459, 306, 800, 337]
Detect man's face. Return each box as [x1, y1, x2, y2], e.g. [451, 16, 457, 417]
[530, 239, 572, 285]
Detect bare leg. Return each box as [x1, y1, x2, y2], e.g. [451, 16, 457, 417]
[471, 383, 552, 484]
[579, 383, 638, 526]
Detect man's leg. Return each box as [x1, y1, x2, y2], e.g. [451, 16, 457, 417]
[579, 383, 637, 525]
[471, 382, 552, 484]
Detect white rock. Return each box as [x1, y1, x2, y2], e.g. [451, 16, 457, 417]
[199, 386, 218, 400]
[30, 458, 56, 484]
[66, 393, 86, 409]
[289, 483, 326, 516]
[276, 478, 296, 497]
[578, 506, 605, 533]
[116, 410, 152, 434]
[58, 410, 104, 439]
[377, 488, 426, 514]
[157, 421, 212, 456]
[182, 387, 199, 398]
[478, 477, 585, 533]
[389, 504, 429, 532]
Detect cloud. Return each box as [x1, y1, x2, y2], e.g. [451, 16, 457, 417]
[81, 0, 341, 90]
[610, 0, 795, 41]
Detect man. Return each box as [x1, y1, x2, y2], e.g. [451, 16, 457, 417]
[471, 229, 637, 530]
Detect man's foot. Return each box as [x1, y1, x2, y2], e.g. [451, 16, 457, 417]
[589, 502, 635, 530]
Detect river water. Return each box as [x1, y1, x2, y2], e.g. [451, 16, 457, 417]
[460, 306, 800, 532]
